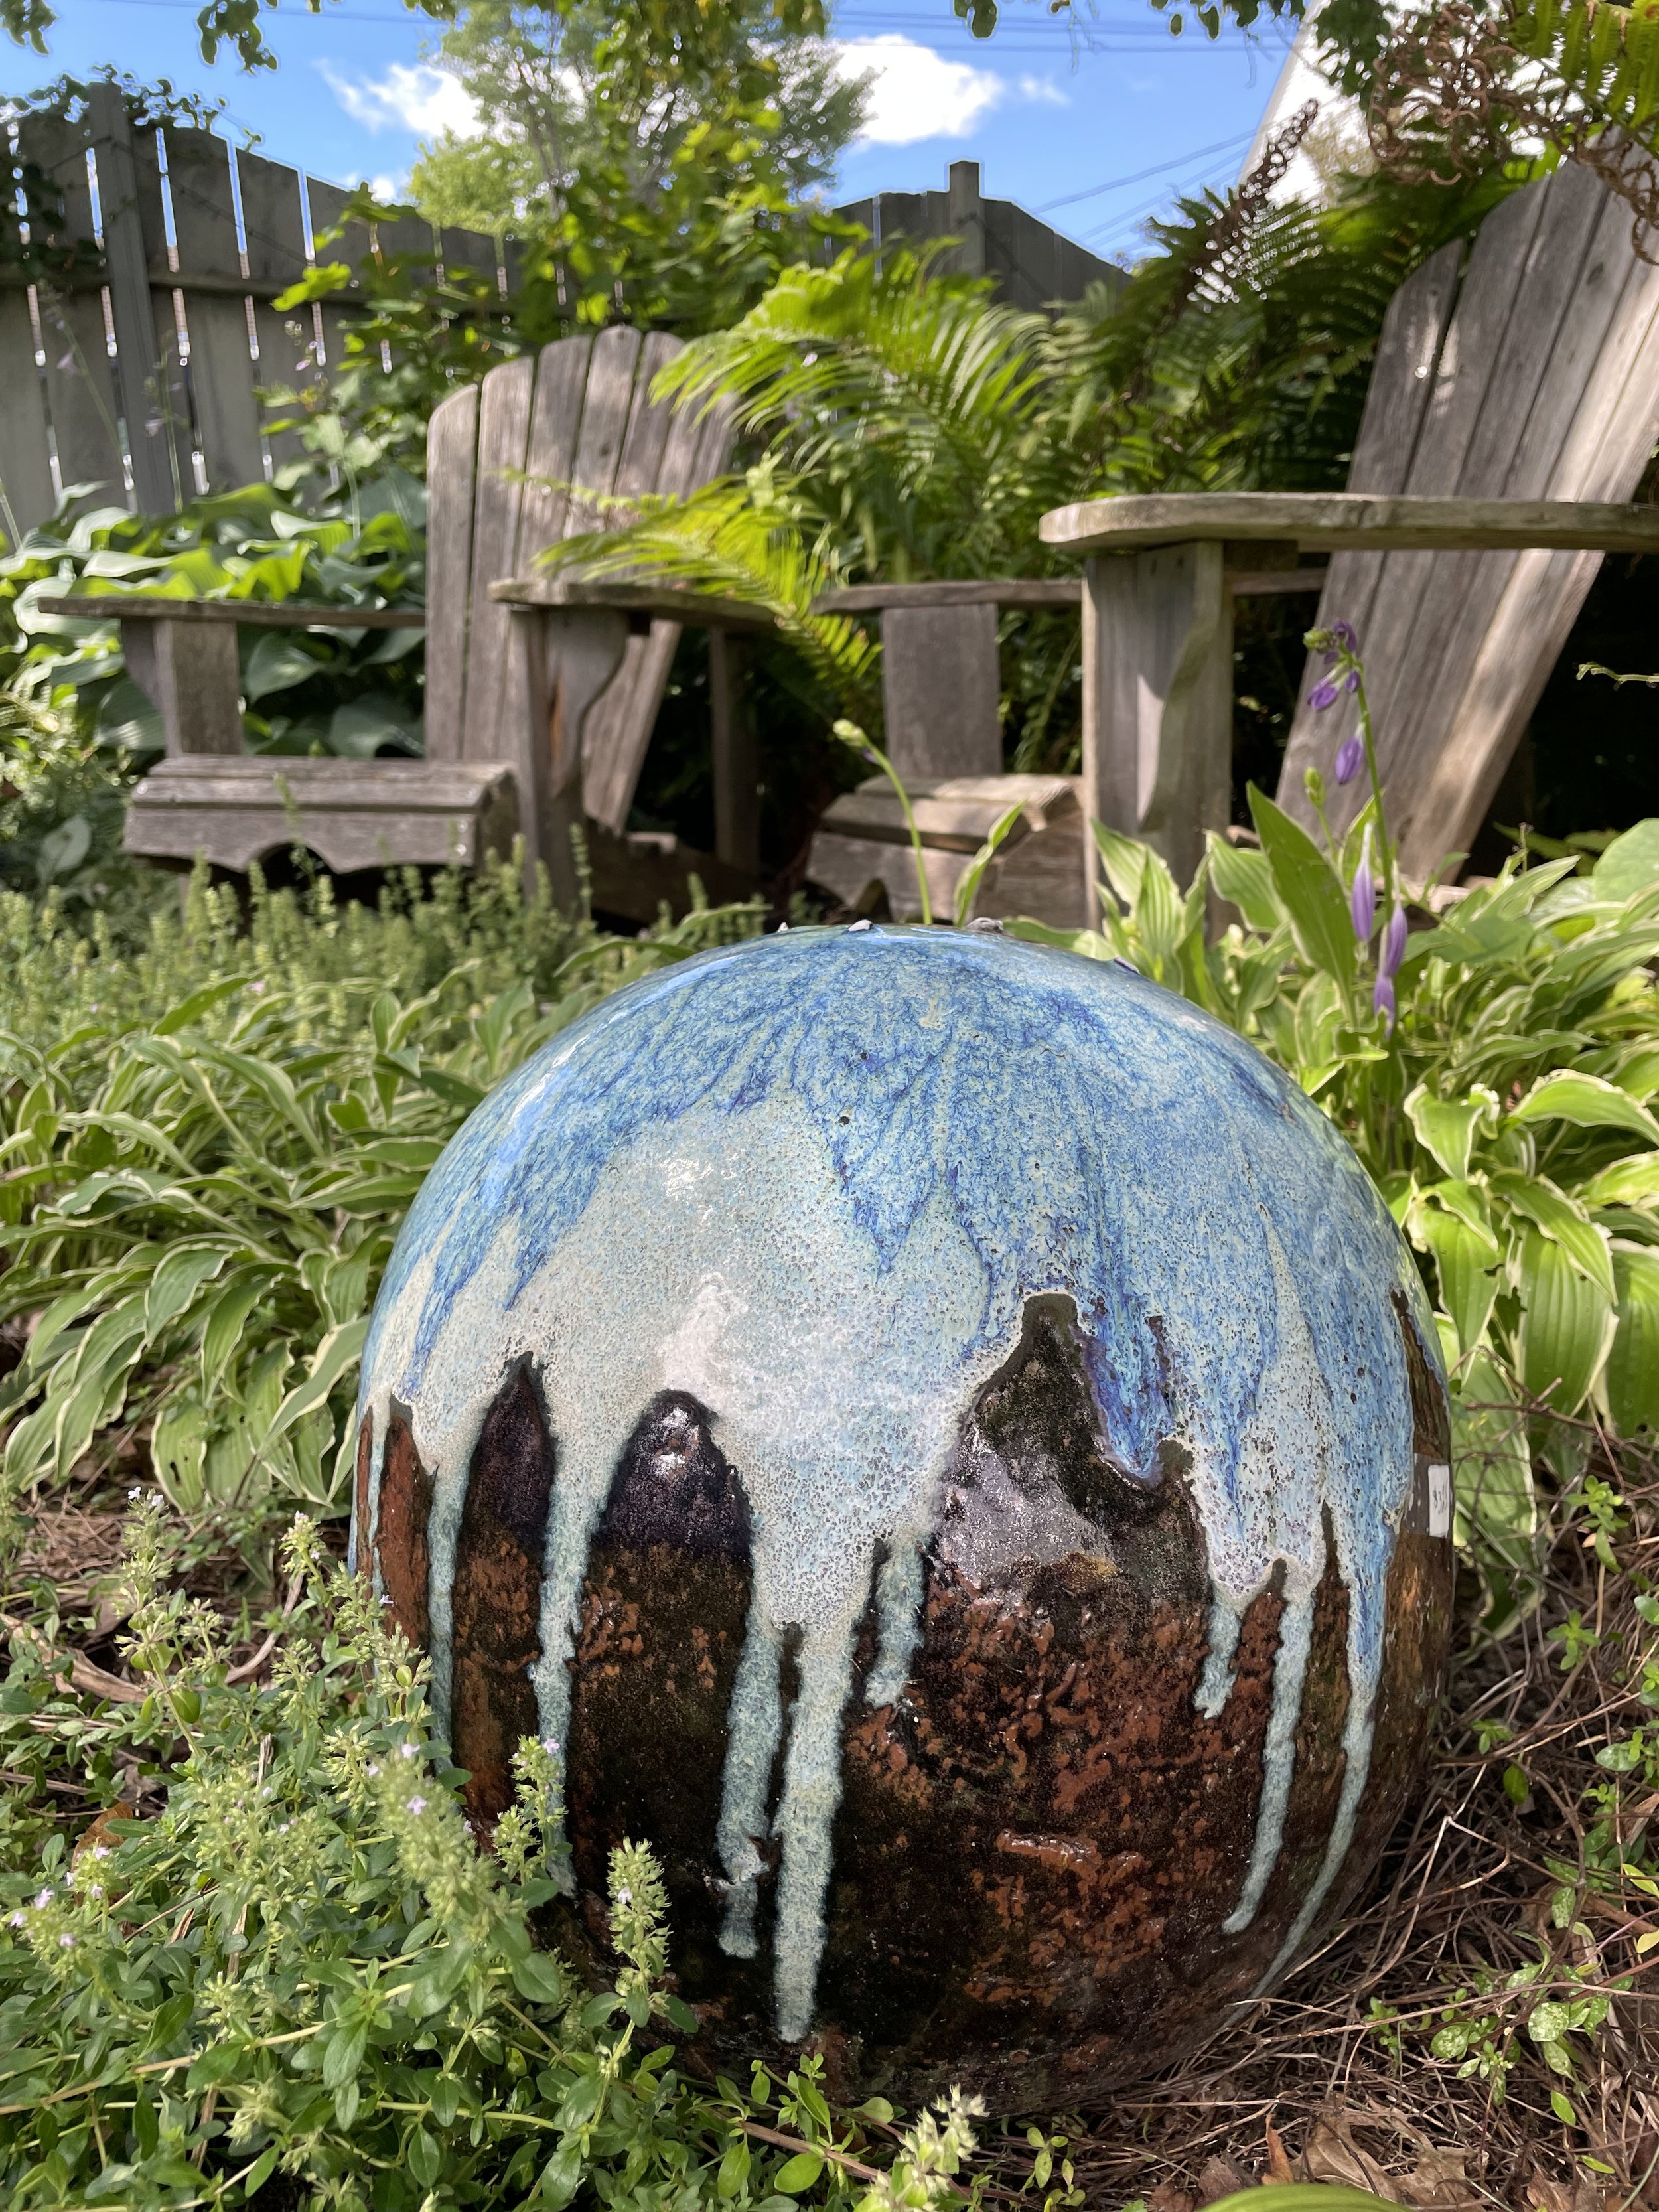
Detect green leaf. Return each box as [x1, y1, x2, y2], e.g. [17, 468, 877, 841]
[1604, 1244, 1659, 1436]
[1550, 2089, 1578, 2127]
[1205, 832, 1283, 931]
[1451, 1348, 1536, 1544]
[718, 2140, 753, 2198]
[1406, 1084, 1500, 1181]
[242, 2146, 279, 2196]
[202, 1272, 273, 1390]
[1246, 785, 1354, 984]
[261, 1317, 369, 1449]
[1510, 1070, 1659, 1145]
[953, 798, 1025, 927]
[774, 2152, 824, 2193]
[511, 1951, 569, 2006]
[242, 628, 332, 703]
[407, 2125, 441, 2189]
[1492, 1172, 1613, 1297]
[1412, 1202, 1500, 1357]
[154, 976, 250, 1036]
[1579, 1151, 1659, 1207]
[321, 2022, 366, 2089]
[1516, 1228, 1615, 1413]
[145, 1242, 236, 1336]
[1593, 817, 1659, 903]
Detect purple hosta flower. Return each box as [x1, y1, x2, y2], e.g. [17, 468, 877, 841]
[1330, 619, 1358, 655]
[1308, 676, 1342, 712]
[1350, 829, 1376, 944]
[1334, 735, 1364, 786]
[1374, 901, 1407, 1033]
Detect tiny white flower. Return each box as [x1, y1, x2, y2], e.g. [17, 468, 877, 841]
[86, 1883, 103, 1899]
[34, 1889, 52, 1909]
[617, 1887, 633, 1905]
[399, 1742, 419, 1761]
[58, 1932, 74, 1949]
[92, 1845, 108, 1860]
[9, 1912, 25, 1928]
[407, 1795, 427, 1816]
[127, 1487, 141, 1502]
[542, 1736, 561, 1754]
[366, 1763, 380, 1778]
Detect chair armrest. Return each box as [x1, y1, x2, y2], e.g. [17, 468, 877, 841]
[1039, 492, 1659, 555]
[488, 576, 776, 631]
[35, 597, 424, 627]
[812, 579, 1083, 613]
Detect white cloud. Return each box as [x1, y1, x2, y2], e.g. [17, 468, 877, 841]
[835, 35, 1005, 146]
[367, 172, 405, 204]
[320, 60, 480, 140]
[1016, 74, 1068, 106]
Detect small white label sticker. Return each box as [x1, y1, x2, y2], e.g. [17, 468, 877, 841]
[1428, 1462, 1452, 1539]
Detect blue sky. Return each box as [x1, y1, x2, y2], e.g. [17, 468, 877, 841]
[5, 0, 1302, 264]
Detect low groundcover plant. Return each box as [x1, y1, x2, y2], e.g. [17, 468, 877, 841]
[0, 1503, 1037, 2212]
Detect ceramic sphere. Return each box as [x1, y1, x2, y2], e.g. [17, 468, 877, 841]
[353, 924, 1453, 2106]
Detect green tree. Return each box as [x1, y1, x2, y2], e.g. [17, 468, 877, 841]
[409, 0, 867, 337]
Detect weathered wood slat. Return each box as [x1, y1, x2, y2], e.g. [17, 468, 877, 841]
[490, 577, 772, 627]
[39, 595, 423, 627]
[515, 334, 593, 557]
[1080, 540, 1231, 889]
[20, 112, 127, 508]
[709, 630, 759, 874]
[457, 352, 535, 765]
[423, 383, 480, 761]
[1353, 164, 1603, 797]
[885, 603, 1003, 779]
[88, 85, 173, 514]
[581, 344, 727, 832]
[816, 579, 1083, 611]
[165, 127, 265, 490]
[124, 755, 518, 874]
[1041, 490, 1659, 553]
[305, 177, 372, 386]
[1277, 161, 1659, 877]
[236, 148, 311, 478]
[0, 289, 56, 537]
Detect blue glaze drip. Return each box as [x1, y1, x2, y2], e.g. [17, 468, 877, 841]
[356, 926, 1436, 2035]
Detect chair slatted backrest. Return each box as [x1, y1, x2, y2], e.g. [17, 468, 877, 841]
[425, 332, 731, 832]
[1278, 161, 1659, 879]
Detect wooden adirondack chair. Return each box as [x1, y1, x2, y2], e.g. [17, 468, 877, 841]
[49, 329, 764, 921]
[1039, 159, 1659, 895]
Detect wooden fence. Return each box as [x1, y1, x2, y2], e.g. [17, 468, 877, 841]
[0, 84, 516, 541]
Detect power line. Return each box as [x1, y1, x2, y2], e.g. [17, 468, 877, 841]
[1033, 129, 1254, 211]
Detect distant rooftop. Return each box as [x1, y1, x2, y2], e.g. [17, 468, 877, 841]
[834, 160, 1128, 314]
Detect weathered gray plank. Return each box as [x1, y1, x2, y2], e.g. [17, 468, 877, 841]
[423, 381, 480, 760]
[1362, 163, 1606, 790]
[119, 615, 242, 753]
[124, 753, 518, 873]
[0, 292, 56, 537]
[87, 85, 174, 513]
[19, 112, 126, 507]
[565, 323, 642, 532]
[165, 127, 265, 490]
[817, 579, 1082, 611]
[883, 603, 1003, 780]
[1391, 196, 1659, 869]
[1080, 541, 1230, 893]
[40, 595, 421, 627]
[371, 209, 436, 266]
[236, 148, 311, 477]
[1288, 240, 1465, 727]
[577, 330, 686, 830]
[441, 228, 498, 286]
[490, 577, 772, 627]
[458, 351, 535, 765]
[515, 334, 595, 559]
[305, 177, 372, 387]
[1276, 162, 1659, 875]
[1040, 490, 1659, 553]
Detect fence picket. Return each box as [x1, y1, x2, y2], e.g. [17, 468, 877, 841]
[88, 84, 173, 514]
[165, 126, 265, 492]
[236, 145, 312, 480]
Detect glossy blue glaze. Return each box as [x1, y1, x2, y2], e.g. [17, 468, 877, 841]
[357, 925, 1437, 2036]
